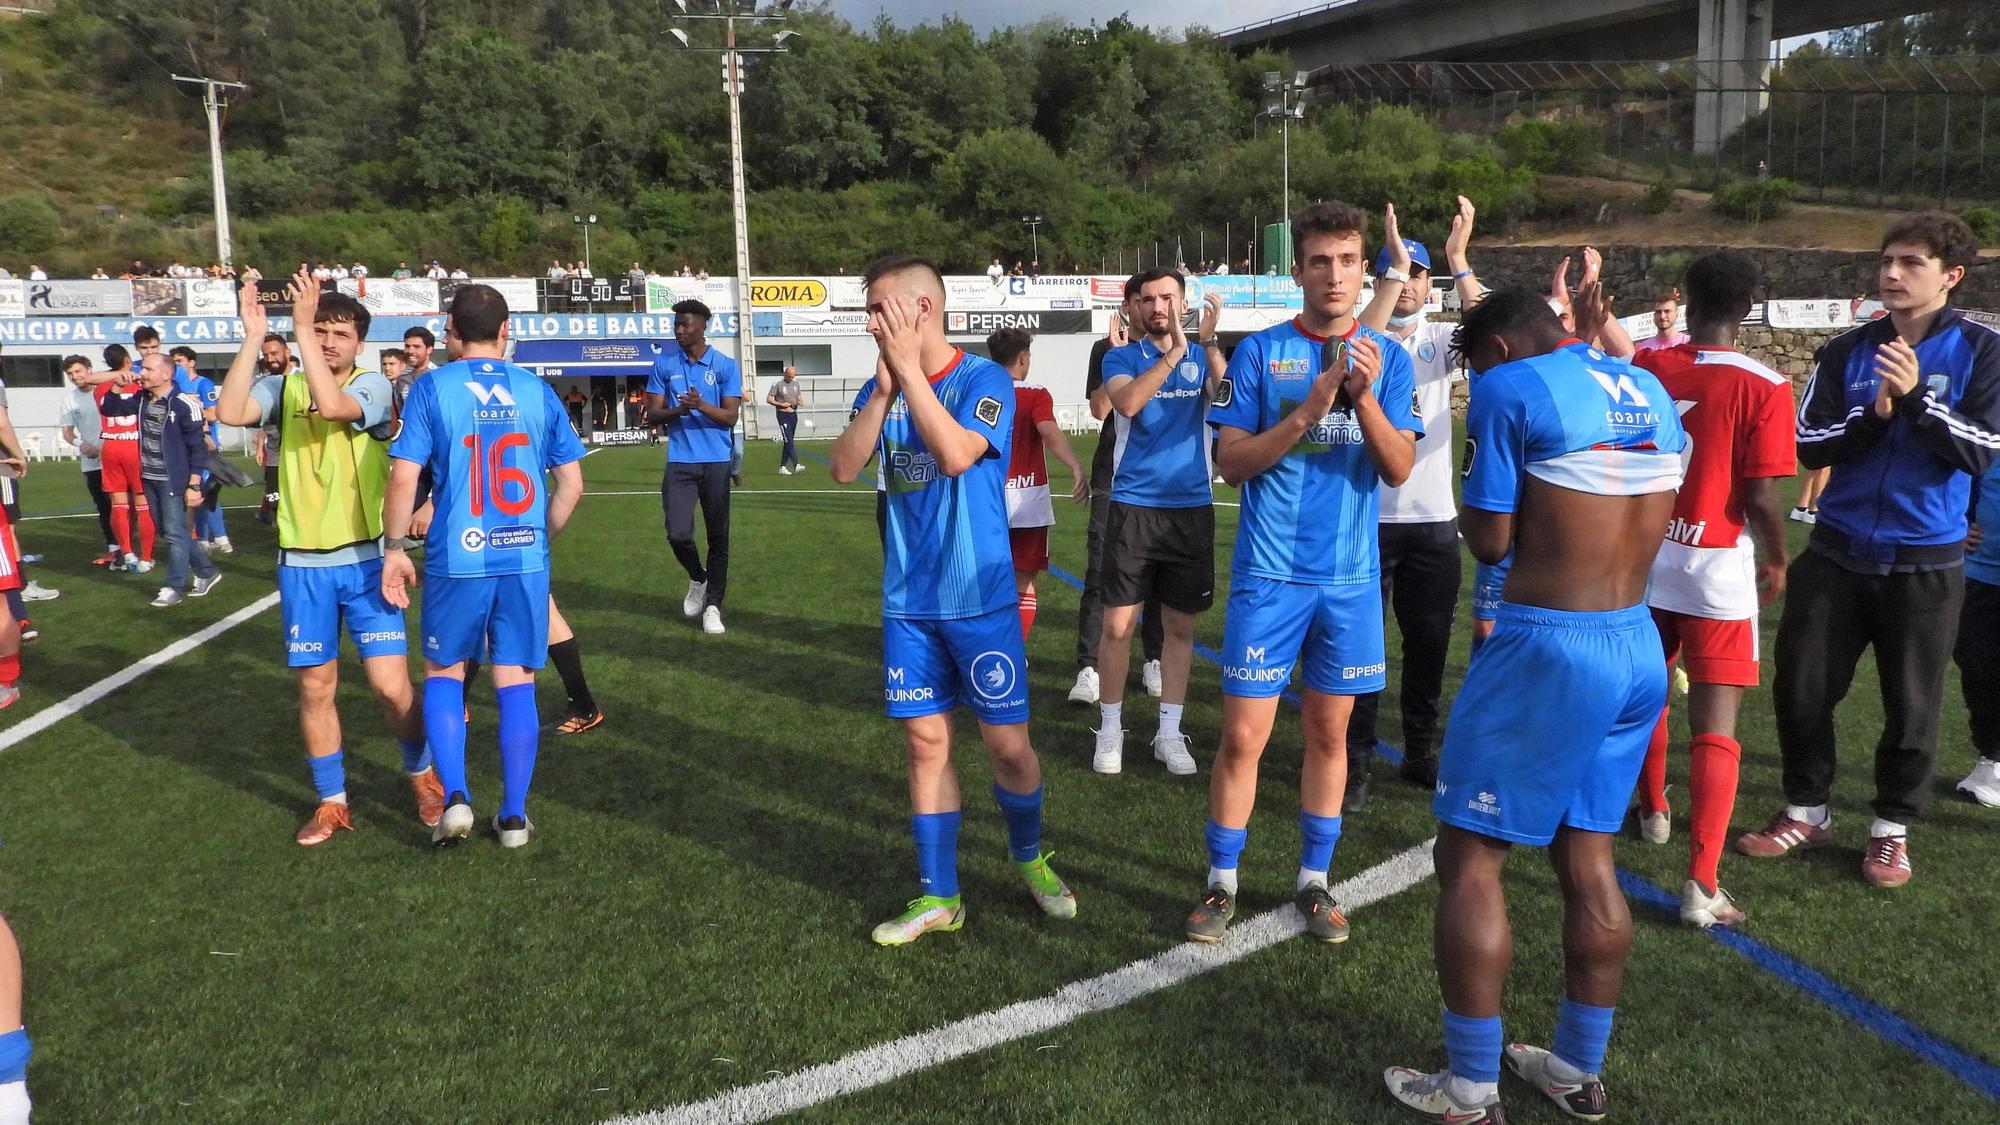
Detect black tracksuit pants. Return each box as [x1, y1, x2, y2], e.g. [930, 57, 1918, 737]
[1773, 549, 1964, 823]
[1349, 520, 1461, 771]
[663, 461, 732, 608]
[1954, 575, 2000, 762]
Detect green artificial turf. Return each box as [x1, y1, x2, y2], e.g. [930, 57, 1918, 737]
[0, 438, 1992, 1123]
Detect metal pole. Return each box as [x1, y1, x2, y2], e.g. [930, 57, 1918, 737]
[583, 223, 593, 276]
[724, 15, 759, 438]
[173, 75, 245, 268]
[1941, 94, 1952, 205]
[1281, 112, 1291, 237]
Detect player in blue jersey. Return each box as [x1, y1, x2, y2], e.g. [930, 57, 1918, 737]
[1090, 270, 1226, 778]
[381, 283, 586, 849]
[1187, 201, 1420, 946]
[828, 255, 1075, 946]
[646, 300, 741, 636]
[1383, 289, 1685, 1124]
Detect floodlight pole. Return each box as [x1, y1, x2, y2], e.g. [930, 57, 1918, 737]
[669, 2, 792, 441]
[173, 74, 247, 268]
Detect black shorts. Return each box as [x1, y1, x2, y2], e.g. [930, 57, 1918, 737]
[1101, 501, 1214, 614]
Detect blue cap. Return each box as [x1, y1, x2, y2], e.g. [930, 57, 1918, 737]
[1374, 239, 1431, 276]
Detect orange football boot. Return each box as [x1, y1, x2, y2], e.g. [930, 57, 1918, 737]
[295, 801, 354, 846]
[411, 768, 446, 827]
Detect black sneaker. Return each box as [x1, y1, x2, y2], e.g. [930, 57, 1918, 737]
[1343, 769, 1373, 814]
[1400, 751, 1438, 789]
[1185, 885, 1235, 943]
[1503, 1043, 1607, 1121]
[1294, 882, 1350, 943]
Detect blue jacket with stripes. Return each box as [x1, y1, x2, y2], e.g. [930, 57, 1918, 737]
[1797, 306, 2000, 570]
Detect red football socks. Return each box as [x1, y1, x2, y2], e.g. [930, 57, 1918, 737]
[1687, 732, 1742, 894]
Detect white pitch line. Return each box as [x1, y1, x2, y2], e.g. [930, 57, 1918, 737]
[613, 837, 1437, 1125]
[0, 590, 281, 754]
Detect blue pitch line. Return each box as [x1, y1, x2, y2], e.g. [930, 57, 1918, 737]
[799, 447, 872, 489]
[1042, 564, 2000, 1103]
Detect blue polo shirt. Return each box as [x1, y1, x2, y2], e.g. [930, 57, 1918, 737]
[646, 341, 743, 464]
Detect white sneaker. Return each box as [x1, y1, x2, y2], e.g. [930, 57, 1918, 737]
[1092, 726, 1124, 775]
[1788, 506, 1811, 523]
[1152, 731, 1197, 775]
[1640, 810, 1670, 844]
[1067, 667, 1100, 705]
[702, 605, 725, 635]
[433, 800, 475, 847]
[1671, 663, 1689, 698]
[0, 1078, 31, 1125]
[778, 465, 792, 475]
[1679, 878, 1746, 928]
[1957, 757, 2000, 807]
[191, 572, 223, 598]
[791, 463, 807, 475]
[19, 581, 58, 602]
[493, 814, 535, 849]
[211, 536, 234, 554]
[1142, 659, 1163, 698]
[682, 579, 707, 618]
[122, 553, 139, 571]
[150, 587, 182, 608]
[134, 559, 156, 574]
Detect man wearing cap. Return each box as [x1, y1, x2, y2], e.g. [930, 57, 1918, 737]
[1347, 206, 1464, 808]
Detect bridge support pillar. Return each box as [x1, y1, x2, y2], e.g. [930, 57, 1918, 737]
[1694, 0, 1773, 157]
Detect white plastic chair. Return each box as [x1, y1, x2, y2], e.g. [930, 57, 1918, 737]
[21, 433, 43, 462]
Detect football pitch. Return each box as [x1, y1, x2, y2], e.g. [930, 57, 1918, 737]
[0, 437, 1996, 1123]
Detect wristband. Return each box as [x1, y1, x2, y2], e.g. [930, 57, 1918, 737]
[1380, 267, 1411, 284]
[1453, 269, 1474, 281]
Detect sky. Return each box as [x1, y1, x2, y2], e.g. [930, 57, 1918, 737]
[831, 0, 1307, 35]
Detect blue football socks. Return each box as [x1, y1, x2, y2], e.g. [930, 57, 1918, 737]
[1552, 996, 1616, 1076]
[306, 749, 346, 803]
[1443, 1007, 1503, 1084]
[397, 737, 432, 776]
[423, 676, 470, 802]
[0, 1027, 28, 1083]
[911, 811, 962, 899]
[991, 783, 1043, 863]
[495, 683, 538, 821]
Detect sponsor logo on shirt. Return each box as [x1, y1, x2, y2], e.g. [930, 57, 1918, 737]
[1269, 358, 1311, 378]
[1467, 791, 1502, 816]
[459, 525, 536, 552]
[1302, 414, 1364, 447]
[354, 629, 406, 645]
[1665, 516, 1709, 547]
[887, 448, 942, 488]
[1341, 661, 1387, 680]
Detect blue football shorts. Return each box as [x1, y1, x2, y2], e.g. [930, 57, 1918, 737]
[1219, 574, 1386, 698]
[1434, 601, 1665, 845]
[420, 569, 551, 669]
[881, 604, 1029, 725]
[278, 558, 408, 668]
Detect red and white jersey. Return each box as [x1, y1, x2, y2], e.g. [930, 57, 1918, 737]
[94, 378, 145, 445]
[1005, 383, 1055, 529]
[0, 504, 21, 594]
[1633, 344, 1796, 619]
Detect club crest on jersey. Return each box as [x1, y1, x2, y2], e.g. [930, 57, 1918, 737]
[1927, 373, 1951, 398]
[1178, 360, 1201, 385]
[969, 650, 1019, 701]
[974, 396, 1003, 427]
[1418, 341, 1438, 363]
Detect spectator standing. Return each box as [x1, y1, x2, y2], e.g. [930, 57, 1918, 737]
[766, 365, 803, 474]
[1741, 212, 2000, 887]
[134, 354, 220, 607]
[59, 357, 119, 565]
[645, 299, 741, 635]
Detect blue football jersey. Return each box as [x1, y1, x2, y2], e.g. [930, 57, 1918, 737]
[857, 350, 1016, 619]
[647, 342, 743, 464]
[392, 357, 586, 577]
[1461, 342, 1686, 514]
[1102, 339, 1216, 508]
[1211, 318, 1423, 584]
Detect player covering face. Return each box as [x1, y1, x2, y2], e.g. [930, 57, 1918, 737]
[827, 255, 1076, 946]
[1385, 288, 1686, 1124]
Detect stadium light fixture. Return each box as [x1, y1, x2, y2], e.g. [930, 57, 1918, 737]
[773, 29, 796, 45]
[1257, 71, 1309, 245]
[668, 27, 690, 46]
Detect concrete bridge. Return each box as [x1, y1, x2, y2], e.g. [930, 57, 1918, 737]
[1221, 0, 1941, 152]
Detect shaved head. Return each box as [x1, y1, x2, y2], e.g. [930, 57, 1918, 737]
[862, 254, 945, 307]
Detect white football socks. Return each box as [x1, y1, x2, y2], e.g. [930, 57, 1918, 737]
[1157, 702, 1183, 739]
[1869, 817, 1908, 839]
[1099, 701, 1122, 733]
[1297, 866, 1328, 892]
[1207, 866, 1238, 894]
[1784, 803, 1828, 827]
